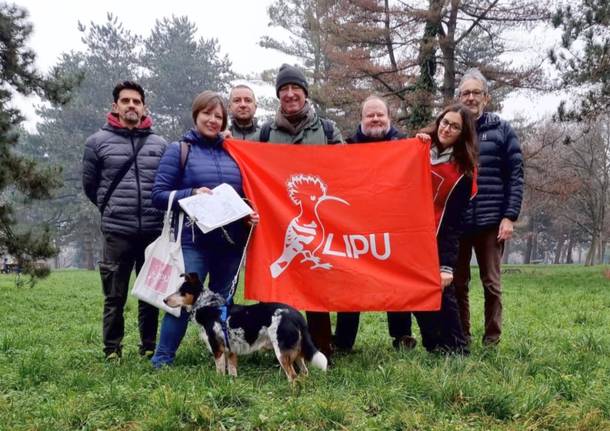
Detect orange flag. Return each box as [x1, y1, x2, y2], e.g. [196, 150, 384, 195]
[225, 138, 441, 312]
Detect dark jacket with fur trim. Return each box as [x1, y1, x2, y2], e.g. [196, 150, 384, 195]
[82, 114, 167, 236]
[462, 112, 523, 230]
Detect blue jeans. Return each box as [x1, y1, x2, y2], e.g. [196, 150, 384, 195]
[151, 241, 242, 367]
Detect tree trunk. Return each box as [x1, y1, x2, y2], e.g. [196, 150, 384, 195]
[502, 239, 510, 264]
[407, 0, 442, 131]
[585, 234, 599, 266]
[523, 216, 535, 264]
[439, 0, 459, 102]
[553, 229, 564, 264]
[83, 237, 95, 270]
[565, 230, 575, 264]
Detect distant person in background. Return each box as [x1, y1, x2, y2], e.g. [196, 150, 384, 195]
[228, 84, 260, 140]
[82, 81, 167, 360]
[333, 95, 416, 352]
[453, 68, 523, 346]
[2, 256, 8, 274]
[150, 90, 258, 368]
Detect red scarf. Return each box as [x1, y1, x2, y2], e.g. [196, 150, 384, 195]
[106, 112, 153, 129]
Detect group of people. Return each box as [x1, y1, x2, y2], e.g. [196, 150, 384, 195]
[82, 63, 523, 367]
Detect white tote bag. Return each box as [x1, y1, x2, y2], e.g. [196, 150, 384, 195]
[132, 191, 184, 317]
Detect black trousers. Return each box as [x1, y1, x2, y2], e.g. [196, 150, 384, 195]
[99, 231, 160, 355]
[333, 311, 413, 350]
[414, 284, 469, 353]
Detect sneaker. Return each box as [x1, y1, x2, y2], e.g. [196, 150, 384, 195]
[392, 335, 417, 351]
[105, 351, 121, 361]
[140, 350, 155, 359]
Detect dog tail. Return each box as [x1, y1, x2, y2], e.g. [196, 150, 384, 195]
[310, 351, 328, 371]
[300, 321, 328, 371]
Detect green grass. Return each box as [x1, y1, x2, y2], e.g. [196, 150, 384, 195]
[1, 265, 609, 430]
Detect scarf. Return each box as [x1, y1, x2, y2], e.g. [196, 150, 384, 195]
[275, 100, 316, 135]
[430, 144, 453, 165]
[106, 112, 152, 129]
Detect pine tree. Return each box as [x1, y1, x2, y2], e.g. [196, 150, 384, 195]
[551, 0, 610, 120]
[0, 3, 73, 282]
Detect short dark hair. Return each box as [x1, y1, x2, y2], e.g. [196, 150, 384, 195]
[229, 84, 256, 102]
[191, 91, 228, 131]
[112, 81, 145, 103]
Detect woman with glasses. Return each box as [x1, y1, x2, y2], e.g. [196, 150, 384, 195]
[414, 103, 478, 354]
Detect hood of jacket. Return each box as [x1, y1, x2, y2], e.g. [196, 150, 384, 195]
[103, 112, 153, 137]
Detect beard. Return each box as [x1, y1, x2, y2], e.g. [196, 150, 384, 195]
[122, 110, 140, 125]
[363, 125, 389, 139]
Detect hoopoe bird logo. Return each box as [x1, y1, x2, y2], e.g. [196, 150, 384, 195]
[270, 174, 349, 278]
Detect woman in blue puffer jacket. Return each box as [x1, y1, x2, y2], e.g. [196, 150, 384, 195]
[150, 91, 257, 368]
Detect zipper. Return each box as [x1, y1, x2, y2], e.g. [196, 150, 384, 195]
[132, 135, 142, 232]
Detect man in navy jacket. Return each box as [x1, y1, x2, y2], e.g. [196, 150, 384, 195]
[453, 69, 523, 346]
[334, 96, 415, 352]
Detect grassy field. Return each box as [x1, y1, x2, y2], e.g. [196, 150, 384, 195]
[0, 265, 609, 431]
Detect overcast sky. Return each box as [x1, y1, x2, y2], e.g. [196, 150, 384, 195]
[20, 0, 288, 74]
[17, 0, 562, 127]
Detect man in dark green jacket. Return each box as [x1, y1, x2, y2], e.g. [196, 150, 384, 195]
[255, 64, 343, 359]
[256, 64, 343, 145]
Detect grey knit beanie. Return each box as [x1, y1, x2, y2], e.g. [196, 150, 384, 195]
[275, 64, 309, 97]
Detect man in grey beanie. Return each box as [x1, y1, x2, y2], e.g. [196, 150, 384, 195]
[256, 64, 343, 145]
[254, 64, 343, 359]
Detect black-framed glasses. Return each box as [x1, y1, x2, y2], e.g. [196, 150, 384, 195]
[439, 118, 462, 133]
[459, 89, 485, 98]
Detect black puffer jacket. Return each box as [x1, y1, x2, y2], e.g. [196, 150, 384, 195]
[462, 112, 523, 230]
[82, 115, 167, 236]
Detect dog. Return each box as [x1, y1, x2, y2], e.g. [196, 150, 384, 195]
[164, 273, 327, 382]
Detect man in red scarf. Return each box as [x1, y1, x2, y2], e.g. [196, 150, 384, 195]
[83, 81, 167, 360]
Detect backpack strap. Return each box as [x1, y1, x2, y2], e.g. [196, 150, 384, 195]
[321, 118, 335, 142]
[99, 135, 147, 215]
[179, 141, 191, 172]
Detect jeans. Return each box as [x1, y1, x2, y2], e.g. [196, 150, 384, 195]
[151, 241, 243, 367]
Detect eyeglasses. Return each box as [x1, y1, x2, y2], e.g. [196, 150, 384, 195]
[439, 118, 462, 133]
[459, 89, 485, 98]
